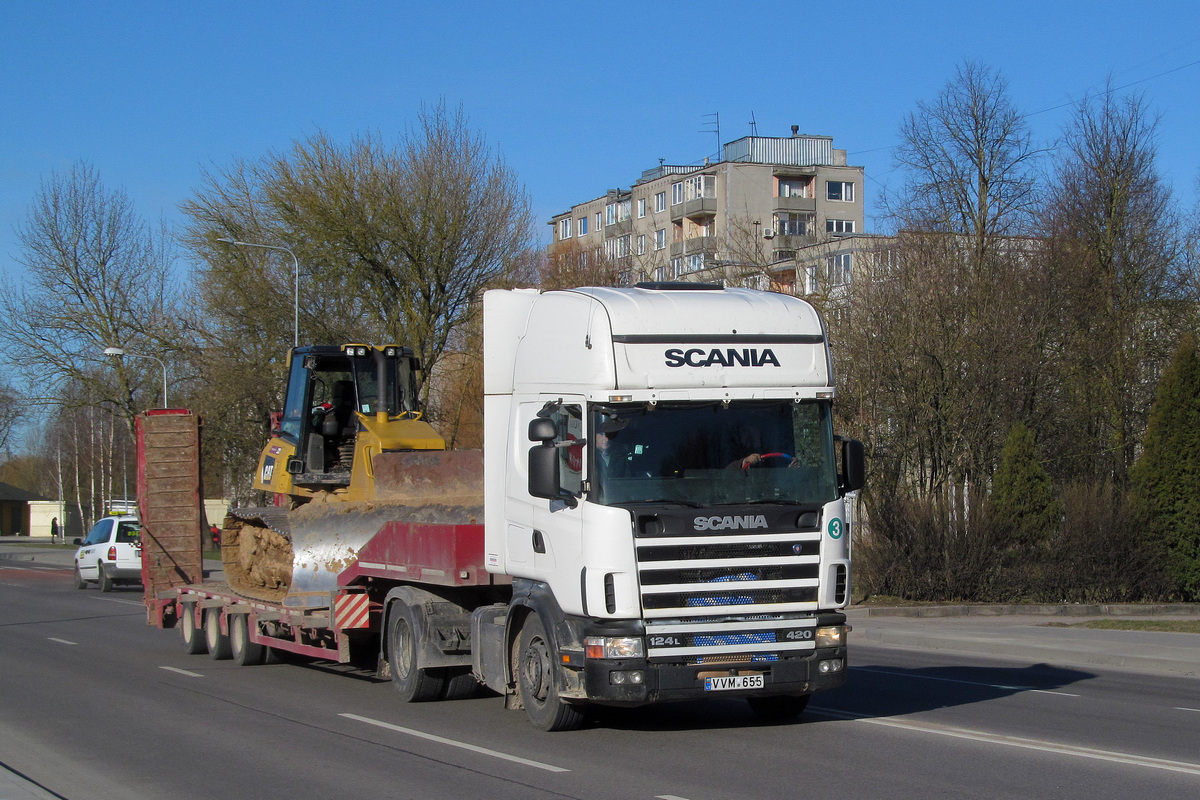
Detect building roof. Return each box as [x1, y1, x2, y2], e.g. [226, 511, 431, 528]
[0, 481, 50, 502]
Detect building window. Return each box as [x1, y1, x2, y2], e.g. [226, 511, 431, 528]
[806, 265, 819, 295]
[558, 218, 572, 239]
[595, 212, 602, 231]
[671, 182, 683, 206]
[826, 219, 854, 234]
[654, 228, 666, 250]
[578, 216, 588, 236]
[654, 265, 668, 282]
[637, 234, 646, 255]
[618, 199, 631, 222]
[605, 204, 616, 226]
[670, 256, 682, 277]
[604, 235, 631, 260]
[778, 178, 812, 198]
[579, 251, 588, 268]
[827, 181, 855, 202]
[684, 253, 705, 273]
[654, 191, 667, 213]
[773, 212, 813, 237]
[827, 252, 852, 285]
[637, 198, 646, 218]
[683, 175, 715, 201]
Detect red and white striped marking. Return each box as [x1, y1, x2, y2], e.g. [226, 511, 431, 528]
[334, 593, 371, 629]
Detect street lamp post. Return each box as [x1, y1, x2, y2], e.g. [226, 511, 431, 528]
[216, 238, 300, 347]
[103, 347, 168, 408]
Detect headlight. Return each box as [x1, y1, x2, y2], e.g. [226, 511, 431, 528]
[815, 625, 846, 648]
[585, 636, 645, 659]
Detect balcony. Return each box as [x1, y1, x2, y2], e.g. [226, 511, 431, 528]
[774, 195, 816, 213]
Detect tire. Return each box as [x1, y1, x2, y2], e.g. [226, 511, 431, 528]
[441, 667, 480, 701]
[515, 614, 586, 731]
[205, 607, 232, 660]
[98, 563, 113, 593]
[230, 614, 265, 666]
[180, 604, 207, 655]
[73, 567, 88, 590]
[387, 601, 444, 702]
[747, 693, 809, 720]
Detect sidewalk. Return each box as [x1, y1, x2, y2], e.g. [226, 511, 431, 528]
[846, 603, 1200, 678]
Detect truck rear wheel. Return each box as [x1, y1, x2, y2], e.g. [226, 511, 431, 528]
[515, 614, 586, 732]
[388, 601, 444, 702]
[230, 614, 265, 666]
[180, 604, 207, 655]
[205, 608, 232, 660]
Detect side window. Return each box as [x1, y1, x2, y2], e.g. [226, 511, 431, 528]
[280, 356, 310, 440]
[83, 519, 111, 546]
[550, 404, 584, 496]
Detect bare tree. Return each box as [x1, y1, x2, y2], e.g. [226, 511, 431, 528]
[0, 162, 182, 432]
[891, 61, 1041, 261]
[1041, 85, 1191, 484]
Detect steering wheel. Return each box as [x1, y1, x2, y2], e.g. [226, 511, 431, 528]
[746, 452, 794, 469]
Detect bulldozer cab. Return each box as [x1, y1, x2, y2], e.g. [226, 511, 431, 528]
[258, 344, 443, 497]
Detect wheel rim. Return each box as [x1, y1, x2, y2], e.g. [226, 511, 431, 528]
[393, 618, 413, 680]
[521, 635, 552, 704]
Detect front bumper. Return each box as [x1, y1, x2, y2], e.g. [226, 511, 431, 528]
[576, 646, 848, 705]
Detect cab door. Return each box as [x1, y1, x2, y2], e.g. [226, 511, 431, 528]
[525, 399, 586, 614]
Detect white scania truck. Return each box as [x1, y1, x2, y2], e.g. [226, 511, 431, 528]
[140, 282, 864, 732]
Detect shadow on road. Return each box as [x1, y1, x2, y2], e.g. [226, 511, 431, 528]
[589, 661, 1094, 732]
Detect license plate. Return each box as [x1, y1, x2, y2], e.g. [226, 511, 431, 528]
[704, 674, 764, 692]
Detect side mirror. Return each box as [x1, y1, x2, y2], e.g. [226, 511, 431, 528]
[528, 417, 556, 442]
[528, 443, 560, 500]
[840, 438, 866, 493]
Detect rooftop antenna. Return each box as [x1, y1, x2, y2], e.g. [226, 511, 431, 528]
[700, 112, 720, 160]
[749, 111, 758, 136]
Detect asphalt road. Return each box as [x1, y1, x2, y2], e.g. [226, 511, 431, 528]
[2, 556, 1199, 800]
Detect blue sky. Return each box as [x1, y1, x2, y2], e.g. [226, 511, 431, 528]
[2, 1, 1199, 282]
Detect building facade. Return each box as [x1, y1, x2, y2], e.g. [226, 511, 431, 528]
[548, 128, 865, 288]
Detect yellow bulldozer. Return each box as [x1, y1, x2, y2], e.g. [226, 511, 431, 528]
[223, 344, 482, 605]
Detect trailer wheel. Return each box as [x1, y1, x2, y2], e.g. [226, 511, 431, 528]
[205, 608, 232, 660]
[230, 614, 265, 666]
[180, 604, 207, 654]
[747, 693, 809, 720]
[515, 614, 586, 731]
[388, 602, 444, 702]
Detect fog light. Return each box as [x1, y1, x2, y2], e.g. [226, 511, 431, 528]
[818, 658, 844, 674]
[586, 636, 645, 659]
[609, 670, 646, 686]
[815, 625, 845, 648]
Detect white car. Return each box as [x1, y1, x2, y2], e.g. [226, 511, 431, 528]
[73, 515, 142, 592]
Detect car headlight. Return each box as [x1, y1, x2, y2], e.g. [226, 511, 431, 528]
[585, 636, 645, 659]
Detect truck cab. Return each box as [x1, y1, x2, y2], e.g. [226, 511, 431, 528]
[482, 283, 864, 727]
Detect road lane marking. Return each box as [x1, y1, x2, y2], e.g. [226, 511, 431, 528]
[852, 666, 1079, 696]
[810, 706, 1200, 776]
[1176, 707, 1200, 713]
[47, 637, 76, 645]
[160, 666, 204, 678]
[341, 713, 570, 773]
[87, 595, 145, 606]
[657, 795, 692, 799]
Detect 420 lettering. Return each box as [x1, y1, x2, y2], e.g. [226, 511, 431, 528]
[781, 628, 814, 641]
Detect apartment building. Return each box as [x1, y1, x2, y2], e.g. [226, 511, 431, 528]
[548, 128, 865, 287]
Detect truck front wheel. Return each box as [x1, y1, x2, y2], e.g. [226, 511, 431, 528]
[388, 601, 444, 702]
[515, 614, 586, 732]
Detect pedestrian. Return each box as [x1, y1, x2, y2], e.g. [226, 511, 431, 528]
[50, 517, 60, 543]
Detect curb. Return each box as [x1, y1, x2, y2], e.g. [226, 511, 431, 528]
[846, 603, 1200, 618]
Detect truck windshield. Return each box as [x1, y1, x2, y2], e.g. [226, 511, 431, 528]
[590, 400, 839, 507]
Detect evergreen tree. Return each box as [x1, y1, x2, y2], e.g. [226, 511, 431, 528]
[1131, 334, 1200, 599]
[991, 422, 1061, 548]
